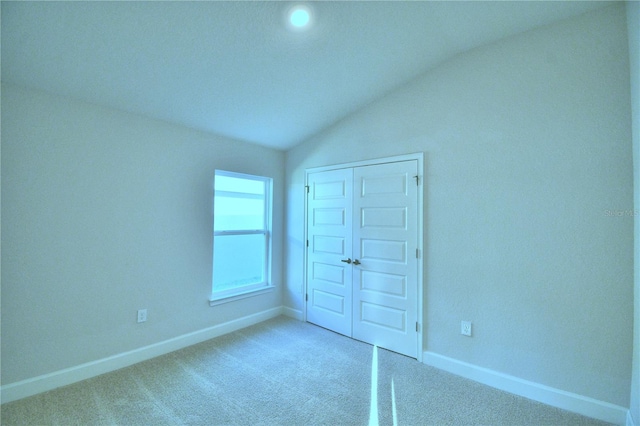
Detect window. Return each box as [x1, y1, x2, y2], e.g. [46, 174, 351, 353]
[211, 170, 273, 304]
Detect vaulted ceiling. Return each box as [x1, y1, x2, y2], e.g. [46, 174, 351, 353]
[1, 1, 609, 150]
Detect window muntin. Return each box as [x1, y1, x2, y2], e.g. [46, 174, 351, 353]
[212, 171, 272, 300]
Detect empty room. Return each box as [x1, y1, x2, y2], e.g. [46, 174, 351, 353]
[1, 1, 638, 425]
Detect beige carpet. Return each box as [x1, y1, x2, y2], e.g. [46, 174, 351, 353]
[1, 316, 611, 425]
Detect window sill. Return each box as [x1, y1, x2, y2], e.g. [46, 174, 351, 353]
[209, 285, 275, 307]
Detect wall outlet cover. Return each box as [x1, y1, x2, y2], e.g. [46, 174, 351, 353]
[461, 320, 472, 336]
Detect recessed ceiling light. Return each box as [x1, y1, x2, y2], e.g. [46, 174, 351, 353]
[287, 5, 313, 30]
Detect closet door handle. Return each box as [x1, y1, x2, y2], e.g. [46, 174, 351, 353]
[353, 259, 361, 265]
[341, 258, 352, 264]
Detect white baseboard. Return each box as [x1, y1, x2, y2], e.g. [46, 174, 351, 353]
[423, 351, 628, 425]
[1, 306, 284, 404]
[282, 306, 303, 321]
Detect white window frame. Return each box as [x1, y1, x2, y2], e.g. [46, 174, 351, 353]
[210, 170, 273, 306]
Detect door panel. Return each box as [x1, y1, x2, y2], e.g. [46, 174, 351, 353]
[360, 174, 408, 196]
[306, 169, 353, 336]
[360, 301, 406, 331]
[312, 235, 345, 255]
[313, 208, 345, 226]
[360, 239, 407, 263]
[360, 270, 406, 297]
[312, 289, 346, 315]
[352, 161, 418, 358]
[361, 207, 407, 229]
[312, 262, 344, 284]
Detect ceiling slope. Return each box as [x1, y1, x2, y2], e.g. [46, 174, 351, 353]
[1, 1, 610, 150]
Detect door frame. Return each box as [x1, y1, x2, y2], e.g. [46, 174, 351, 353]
[304, 153, 424, 362]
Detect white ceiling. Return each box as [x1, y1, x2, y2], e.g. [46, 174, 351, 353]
[1, 1, 610, 151]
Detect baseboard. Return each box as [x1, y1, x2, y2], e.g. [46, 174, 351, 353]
[282, 306, 303, 321]
[423, 351, 628, 425]
[1, 306, 284, 404]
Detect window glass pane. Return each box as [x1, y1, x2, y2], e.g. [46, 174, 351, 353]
[213, 233, 265, 291]
[215, 175, 264, 195]
[214, 195, 264, 231]
[214, 173, 265, 231]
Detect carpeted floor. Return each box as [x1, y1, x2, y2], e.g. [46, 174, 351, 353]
[1, 316, 612, 425]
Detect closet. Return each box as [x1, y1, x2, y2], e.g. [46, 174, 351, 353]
[305, 156, 422, 358]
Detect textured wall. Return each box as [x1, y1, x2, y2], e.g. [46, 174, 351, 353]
[626, 1, 640, 423]
[285, 4, 633, 406]
[1, 84, 285, 385]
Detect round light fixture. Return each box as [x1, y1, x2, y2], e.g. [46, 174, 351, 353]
[287, 4, 313, 30]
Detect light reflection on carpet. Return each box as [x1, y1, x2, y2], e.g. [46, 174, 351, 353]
[369, 345, 398, 426]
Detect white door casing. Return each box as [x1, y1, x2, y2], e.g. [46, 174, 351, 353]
[305, 156, 422, 359]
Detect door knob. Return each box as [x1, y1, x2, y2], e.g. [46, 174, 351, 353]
[341, 258, 352, 264]
[353, 259, 361, 265]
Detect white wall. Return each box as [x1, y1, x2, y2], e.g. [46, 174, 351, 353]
[627, 1, 640, 423]
[1, 83, 285, 385]
[286, 4, 633, 408]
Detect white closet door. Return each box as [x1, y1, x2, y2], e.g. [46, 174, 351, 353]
[352, 161, 418, 358]
[306, 168, 353, 337]
[305, 160, 419, 358]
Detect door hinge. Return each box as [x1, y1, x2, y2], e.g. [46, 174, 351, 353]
[416, 322, 419, 332]
[305, 293, 308, 302]
[416, 248, 419, 259]
[414, 175, 419, 186]
[305, 185, 310, 194]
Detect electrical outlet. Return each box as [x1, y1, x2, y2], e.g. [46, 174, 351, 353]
[461, 320, 472, 336]
[137, 309, 147, 323]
